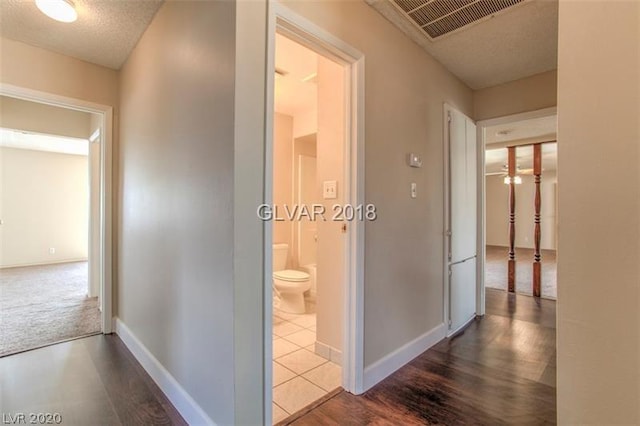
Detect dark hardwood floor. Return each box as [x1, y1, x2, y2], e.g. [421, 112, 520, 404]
[0, 334, 186, 425]
[287, 289, 556, 425]
[1, 290, 555, 425]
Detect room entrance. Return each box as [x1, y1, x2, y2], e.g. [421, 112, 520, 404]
[264, 5, 365, 424]
[0, 85, 113, 356]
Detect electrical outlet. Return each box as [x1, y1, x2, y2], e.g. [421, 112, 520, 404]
[323, 180, 337, 199]
[49, 248, 56, 254]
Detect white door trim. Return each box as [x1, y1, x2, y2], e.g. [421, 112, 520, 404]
[265, 2, 366, 420]
[443, 104, 452, 330]
[475, 106, 557, 314]
[0, 83, 114, 334]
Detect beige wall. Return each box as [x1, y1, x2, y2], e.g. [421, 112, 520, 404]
[117, 2, 236, 424]
[315, 56, 346, 354]
[0, 38, 118, 108]
[0, 96, 92, 139]
[273, 112, 294, 264]
[473, 70, 557, 121]
[293, 108, 317, 139]
[557, 1, 640, 423]
[486, 173, 557, 250]
[280, 0, 473, 367]
[0, 147, 88, 268]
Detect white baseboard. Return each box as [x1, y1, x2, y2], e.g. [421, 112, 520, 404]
[363, 323, 447, 392]
[114, 318, 215, 426]
[0, 258, 89, 269]
[314, 341, 342, 366]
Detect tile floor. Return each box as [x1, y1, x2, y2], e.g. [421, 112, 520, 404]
[272, 307, 342, 425]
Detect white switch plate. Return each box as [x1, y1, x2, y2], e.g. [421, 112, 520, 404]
[411, 182, 417, 198]
[407, 153, 422, 168]
[323, 180, 337, 199]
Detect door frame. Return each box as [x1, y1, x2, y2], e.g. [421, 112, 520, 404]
[264, 0, 366, 418]
[475, 106, 557, 314]
[0, 83, 114, 334]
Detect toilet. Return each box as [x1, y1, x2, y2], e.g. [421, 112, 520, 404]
[273, 243, 311, 314]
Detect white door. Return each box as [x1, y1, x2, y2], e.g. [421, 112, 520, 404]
[446, 105, 477, 335]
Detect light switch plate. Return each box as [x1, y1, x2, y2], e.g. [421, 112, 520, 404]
[411, 182, 417, 198]
[407, 153, 422, 168]
[323, 180, 337, 199]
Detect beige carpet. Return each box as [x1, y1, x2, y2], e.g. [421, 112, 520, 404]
[485, 245, 557, 299]
[0, 261, 100, 357]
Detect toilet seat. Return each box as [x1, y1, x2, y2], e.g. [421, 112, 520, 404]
[273, 269, 309, 282]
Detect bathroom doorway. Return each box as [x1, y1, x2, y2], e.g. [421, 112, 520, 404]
[265, 7, 365, 425]
[271, 33, 344, 424]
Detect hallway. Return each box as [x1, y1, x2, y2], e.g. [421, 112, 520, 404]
[0, 335, 185, 425]
[0, 289, 555, 425]
[283, 289, 556, 425]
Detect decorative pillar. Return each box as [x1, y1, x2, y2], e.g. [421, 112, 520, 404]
[533, 143, 542, 297]
[508, 146, 516, 293]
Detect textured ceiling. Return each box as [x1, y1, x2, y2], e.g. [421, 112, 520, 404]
[485, 142, 556, 174]
[365, 0, 558, 89]
[486, 115, 556, 145]
[0, 0, 163, 70]
[485, 114, 557, 174]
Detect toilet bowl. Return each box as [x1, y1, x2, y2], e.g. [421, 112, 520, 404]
[273, 243, 311, 314]
[273, 270, 311, 314]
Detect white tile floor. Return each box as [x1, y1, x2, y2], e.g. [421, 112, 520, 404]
[272, 308, 341, 425]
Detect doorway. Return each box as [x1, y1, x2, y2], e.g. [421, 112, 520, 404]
[477, 107, 558, 312]
[0, 84, 112, 352]
[265, 6, 365, 425]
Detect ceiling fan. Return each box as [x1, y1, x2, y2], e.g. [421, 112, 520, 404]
[485, 164, 535, 176]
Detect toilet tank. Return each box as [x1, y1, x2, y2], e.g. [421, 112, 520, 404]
[273, 243, 289, 272]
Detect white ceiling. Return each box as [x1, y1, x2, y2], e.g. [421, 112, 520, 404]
[0, 0, 163, 69]
[486, 115, 557, 145]
[365, 0, 558, 89]
[274, 33, 318, 117]
[485, 143, 556, 175]
[485, 114, 557, 175]
[1, 128, 88, 156]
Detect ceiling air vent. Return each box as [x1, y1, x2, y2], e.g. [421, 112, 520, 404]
[391, 0, 527, 39]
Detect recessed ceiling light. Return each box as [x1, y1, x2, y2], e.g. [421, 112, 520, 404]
[496, 129, 513, 136]
[35, 0, 78, 23]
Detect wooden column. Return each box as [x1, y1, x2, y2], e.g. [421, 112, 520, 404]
[533, 143, 542, 297]
[508, 146, 516, 292]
